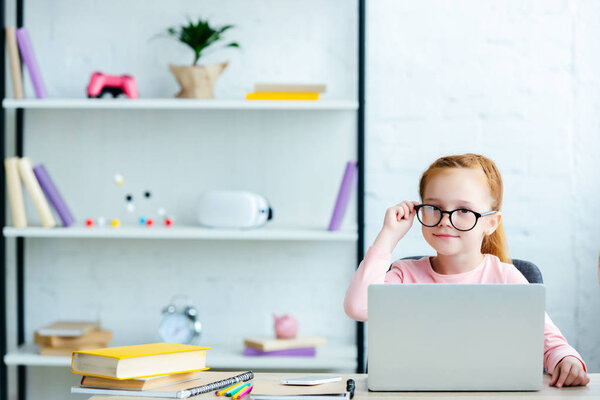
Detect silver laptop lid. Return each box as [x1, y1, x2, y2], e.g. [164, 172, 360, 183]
[368, 284, 545, 391]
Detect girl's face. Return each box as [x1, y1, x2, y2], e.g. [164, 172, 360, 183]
[421, 168, 502, 258]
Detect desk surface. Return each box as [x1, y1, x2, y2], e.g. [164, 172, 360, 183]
[88, 372, 600, 400]
[256, 372, 600, 399]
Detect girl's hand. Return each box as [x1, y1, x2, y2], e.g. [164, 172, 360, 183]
[373, 201, 420, 253]
[549, 356, 590, 388]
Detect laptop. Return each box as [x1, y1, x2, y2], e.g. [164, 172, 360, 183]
[367, 284, 545, 391]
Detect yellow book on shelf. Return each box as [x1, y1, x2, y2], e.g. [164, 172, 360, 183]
[71, 342, 210, 380]
[243, 336, 326, 352]
[246, 92, 319, 101]
[4, 157, 27, 228]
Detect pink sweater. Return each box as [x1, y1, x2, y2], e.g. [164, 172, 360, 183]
[344, 245, 586, 375]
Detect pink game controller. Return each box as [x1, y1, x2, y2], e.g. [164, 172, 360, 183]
[87, 72, 139, 99]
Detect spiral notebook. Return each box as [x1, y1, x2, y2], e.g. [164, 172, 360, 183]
[73, 371, 254, 399]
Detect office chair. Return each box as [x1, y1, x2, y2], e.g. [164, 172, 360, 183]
[397, 256, 544, 283]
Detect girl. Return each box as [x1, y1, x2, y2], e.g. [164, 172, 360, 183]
[344, 153, 590, 388]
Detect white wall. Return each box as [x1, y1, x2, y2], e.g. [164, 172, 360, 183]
[366, 0, 600, 371]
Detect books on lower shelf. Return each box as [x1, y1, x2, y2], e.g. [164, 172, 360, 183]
[4, 157, 75, 228]
[246, 83, 326, 101]
[243, 347, 316, 357]
[71, 342, 211, 380]
[35, 321, 112, 357]
[243, 337, 326, 354]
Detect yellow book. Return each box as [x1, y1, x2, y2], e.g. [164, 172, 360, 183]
[71, 342, 210, 380]
[245, 92, 319, 101]
[4, 157, 27, 228]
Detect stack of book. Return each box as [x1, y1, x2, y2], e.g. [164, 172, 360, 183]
[4, 157, 75, 228]
[243, 337, 326, 357]
[35, 321, 112, 356]
[245, 83, 326, 101]
[69, 343, 257, 398]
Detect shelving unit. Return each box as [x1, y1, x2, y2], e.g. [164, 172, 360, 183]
[5, 343, 357, 372]
[3, 226, 357, 241]
[0, 2, 367, 400]
[2, 98, 358, 111]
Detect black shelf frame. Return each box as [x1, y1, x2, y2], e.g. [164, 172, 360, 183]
[0, 2, 367, 400]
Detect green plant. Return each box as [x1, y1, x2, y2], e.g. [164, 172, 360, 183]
[166, 18, 239, 66]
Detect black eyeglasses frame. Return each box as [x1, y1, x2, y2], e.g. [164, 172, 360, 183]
[413, 204, 498, 232]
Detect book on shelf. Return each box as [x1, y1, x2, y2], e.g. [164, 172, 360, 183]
[15, 27, 47, 98]
[33, 163, 75, 226]
[245, 92, 319, 101]
[79, 370, 204, 391]
[34, 329, 112, 347]
[36, 321, 100, 337]
[74, 371, 254, 398]
[5, 27, 24, 99]
[243, 337, 326, 353]
[243, 347, 316, 357]
[71, 342, 210, 380]
[4, 157, 27, 228]
[253, 83, 327, 93]
[328, 161, 358, 231]
[17, 157, 56, 228]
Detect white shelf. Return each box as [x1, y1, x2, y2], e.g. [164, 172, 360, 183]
[2, 226, 357, 241]
[2, 98, 358, 111]
[4, 343, 357, 372]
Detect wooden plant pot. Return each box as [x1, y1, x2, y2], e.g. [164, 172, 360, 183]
[169, 62, 228, 99]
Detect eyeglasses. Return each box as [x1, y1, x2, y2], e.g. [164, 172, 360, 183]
[414, 204, 498, 232]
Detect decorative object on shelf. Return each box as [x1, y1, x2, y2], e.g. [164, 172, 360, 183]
[159, 295, 202, 345]
[15, 27, 47, 98]
[197, 190, 272, 229]
[273, 314, 298, 339]
[328, 160, 358, 231]
[87, 72, 139, 99]
[246, 83, 326, 101]
[165, 18, 239, 99]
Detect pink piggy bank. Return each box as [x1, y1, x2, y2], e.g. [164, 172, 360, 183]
[273, 314, 298, 339]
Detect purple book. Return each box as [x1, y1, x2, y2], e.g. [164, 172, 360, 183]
[33, 164, 75, 227]
[328, 161, 358, 231]
[16, 27, 47, 98]
[243, 347, 316, 357]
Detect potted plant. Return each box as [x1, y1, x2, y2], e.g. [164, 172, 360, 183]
[166, 18, 239, 99]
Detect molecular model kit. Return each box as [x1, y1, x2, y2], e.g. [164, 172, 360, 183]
[85, 173, 173, 228]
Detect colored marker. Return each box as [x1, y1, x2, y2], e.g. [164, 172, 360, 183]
[226, 383, 250, 397]
[216, 382, 244, 397]
[233, 385, 252, 400]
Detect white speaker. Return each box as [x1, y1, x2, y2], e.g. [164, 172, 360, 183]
[196, 190, 273, 229]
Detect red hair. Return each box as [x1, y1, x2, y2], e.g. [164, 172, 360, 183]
[418, 153, 511, 263]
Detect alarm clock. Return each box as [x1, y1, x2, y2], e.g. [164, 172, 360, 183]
[158, 295, 202, 344]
